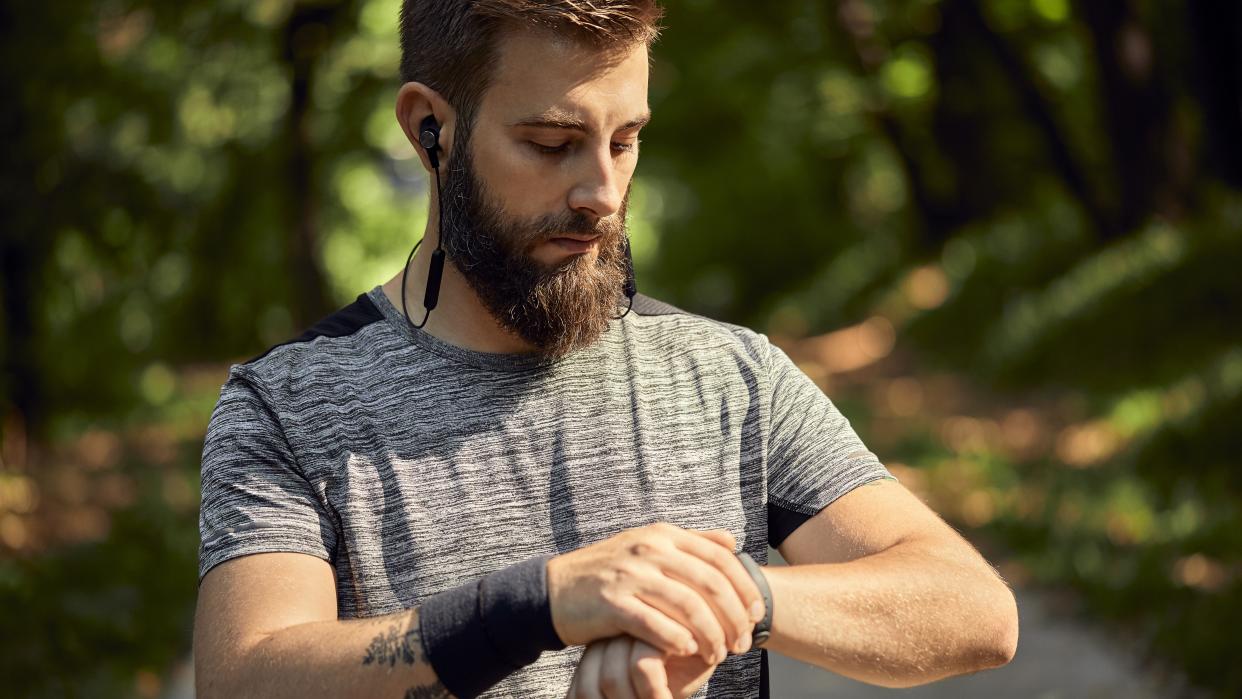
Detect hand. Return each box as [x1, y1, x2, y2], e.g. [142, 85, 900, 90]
[547, 522, 765, 664]
[565, 635, 720, 699]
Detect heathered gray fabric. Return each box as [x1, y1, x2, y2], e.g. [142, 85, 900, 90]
[198, 284, 897, 698]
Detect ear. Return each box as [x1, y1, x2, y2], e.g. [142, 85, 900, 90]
[395, 82, 457, 173]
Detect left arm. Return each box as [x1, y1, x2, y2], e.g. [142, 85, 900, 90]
[765, 477, 1019, 688]
[565, 479, 1019, 697]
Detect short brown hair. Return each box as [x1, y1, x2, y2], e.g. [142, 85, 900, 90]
[399, 1, 663, 127]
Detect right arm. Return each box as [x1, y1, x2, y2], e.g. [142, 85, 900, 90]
[194, 552, 451, 699]
[195, 523, 764, 699]
[197, 370, 761, 696]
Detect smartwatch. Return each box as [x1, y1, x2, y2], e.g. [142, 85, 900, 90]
[735, 552, 773, 648]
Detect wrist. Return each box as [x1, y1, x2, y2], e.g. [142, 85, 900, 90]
[479, 553, 566, 660]
[544, 553, 570, 645]
[418, 554, 566, 698]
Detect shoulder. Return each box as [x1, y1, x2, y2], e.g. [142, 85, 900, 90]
[233, 290, 393, 397]
[624, 293, 773, 366]
[245, 291, 387, 365]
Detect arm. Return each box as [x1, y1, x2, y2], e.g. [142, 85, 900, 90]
[765, 478, 1019, 688]
[562, 480, 1020, 697]
[196, 524, 763, 699]
[567, 343, 1019, 695]
[194, 552, 451, 699]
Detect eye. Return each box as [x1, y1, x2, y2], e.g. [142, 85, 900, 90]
[612, 139, 641, 154]
[530, 141, 570, 156]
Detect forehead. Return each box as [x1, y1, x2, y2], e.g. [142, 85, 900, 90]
[480, 27, 650, 127]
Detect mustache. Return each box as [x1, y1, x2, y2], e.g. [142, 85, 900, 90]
[516, 211, 622, 247]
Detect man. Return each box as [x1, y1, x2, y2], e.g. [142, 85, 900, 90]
[193, 1, 1019, 698]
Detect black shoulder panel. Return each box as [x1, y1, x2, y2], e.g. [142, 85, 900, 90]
[244, 292, 384, 365]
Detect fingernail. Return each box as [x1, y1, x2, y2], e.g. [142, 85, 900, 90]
[736, 635, 752, 654]
[749, 601, 765, 622]
[684, 640, 698, 656]
[717, 644, 727, 662]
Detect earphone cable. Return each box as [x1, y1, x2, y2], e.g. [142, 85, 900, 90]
[401, 166, 444, 330]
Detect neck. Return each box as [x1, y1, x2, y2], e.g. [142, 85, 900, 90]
[381, 212, 540, 355]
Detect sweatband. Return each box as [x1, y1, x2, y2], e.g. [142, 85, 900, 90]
[418, 553, 567, 698]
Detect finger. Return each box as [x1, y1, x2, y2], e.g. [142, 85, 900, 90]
[612, 597, 699, 658]
[634, 573, 728, 664]
[689, 527, 736, 551]
[675, 531, 766, 629]
[629, 640, 673, 699]
[567, 654, 581, 699]
[599, 637, 638, 699]
[649, 545, 755, 656]
[574, 642, 607, 699]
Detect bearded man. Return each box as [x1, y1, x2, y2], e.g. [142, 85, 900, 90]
[193, 2, 1019, 698]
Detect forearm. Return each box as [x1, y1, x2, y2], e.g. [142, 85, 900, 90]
[198, 606, 451, 699]
[762, 542, 1018, 688]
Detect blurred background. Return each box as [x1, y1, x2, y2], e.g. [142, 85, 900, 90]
[2, 0, 1240, 696]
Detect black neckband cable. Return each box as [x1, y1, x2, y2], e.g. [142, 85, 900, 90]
[617, 235, 636, 319]
[401, 116, 446, 330]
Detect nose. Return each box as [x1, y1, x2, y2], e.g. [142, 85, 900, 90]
[567, 143, 626, 220]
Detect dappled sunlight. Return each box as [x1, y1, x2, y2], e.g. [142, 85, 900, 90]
[1055, 420, 1124, 467]
[1172, 554, 1231, 593]
[939, 416, 1001, 455]
[881, 376, 923, 417]
[795, 315, 896, 375]
[0, 365, 227, 555]
[999, 407, 1049, 460]
[901, 264, 950, 310]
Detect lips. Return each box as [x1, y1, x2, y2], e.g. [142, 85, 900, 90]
[549, 234, 602, 243]
[547, 236, 601, 254]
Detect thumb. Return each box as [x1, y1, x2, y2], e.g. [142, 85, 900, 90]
[632, 642, 674, 699]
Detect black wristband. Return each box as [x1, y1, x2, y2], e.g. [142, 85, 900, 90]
[418, 554, 567, 698]
[735, 552, 773, 648]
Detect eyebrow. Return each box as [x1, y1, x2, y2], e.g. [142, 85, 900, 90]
[509, 109, 651, 133]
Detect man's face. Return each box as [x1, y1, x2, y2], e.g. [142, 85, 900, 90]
[438, 28, 650, 358]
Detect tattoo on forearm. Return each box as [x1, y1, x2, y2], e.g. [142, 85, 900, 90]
[362, 623, 422, 667]
[360, 620, 451, 697]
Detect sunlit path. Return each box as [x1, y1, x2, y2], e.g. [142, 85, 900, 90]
[765, 548, 1198, 699]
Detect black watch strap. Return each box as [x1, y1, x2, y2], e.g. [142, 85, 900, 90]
[735, 552, 773, 648]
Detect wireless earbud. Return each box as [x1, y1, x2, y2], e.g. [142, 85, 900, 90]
[418, 115, 441, 169]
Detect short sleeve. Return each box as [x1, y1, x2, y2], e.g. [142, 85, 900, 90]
[764, 340, 897, 546]
[197, 365, 337, 583]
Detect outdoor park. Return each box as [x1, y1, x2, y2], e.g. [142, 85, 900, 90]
[1, 0, 1239, 696]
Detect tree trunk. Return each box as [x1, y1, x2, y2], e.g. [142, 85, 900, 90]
[1185, 0, 1242, 189]
[1078, 0, 1187, 232]
[281, 1, 341, 329]
[960, 0, 1118, 240]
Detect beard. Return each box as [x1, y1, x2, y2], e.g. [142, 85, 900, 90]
[435, 137, 630, 360]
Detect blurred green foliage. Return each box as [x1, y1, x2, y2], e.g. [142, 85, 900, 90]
[2, 0, 1240, 696]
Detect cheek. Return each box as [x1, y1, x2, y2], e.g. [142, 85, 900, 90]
[618, 160, 638, 189]
[484, 146, 568, 214]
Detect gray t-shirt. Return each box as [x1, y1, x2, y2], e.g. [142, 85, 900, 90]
[198, 285, 897, 698]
